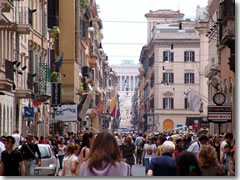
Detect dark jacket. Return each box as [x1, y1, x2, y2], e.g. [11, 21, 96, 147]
[148, 153, 176, 176]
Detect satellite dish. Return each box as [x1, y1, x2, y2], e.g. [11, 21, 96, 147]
[212, 76, 219, 88]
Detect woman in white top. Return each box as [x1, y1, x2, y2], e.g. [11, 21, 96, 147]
[58, 139, 66, 169]
[141, 136, 157, 174]
[61, 144, 79, 176]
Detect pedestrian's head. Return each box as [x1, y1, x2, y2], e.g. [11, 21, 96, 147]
[147, 136, 154, 144]
[198, 145, 218, 168]
[81, 132, 94, 150]
[66, 143, 77, 156]
[224, 144, 231, 153]
[87, 132, 122, 171]
[26, 133, 33, 143]
[125, 136, 132, 144]
[224, 133, 233, 143]
[4, 136, 15, 150]
[162, 141, 175, 154]
[176, 151, 202, 176]
[198, 134, 208, 145]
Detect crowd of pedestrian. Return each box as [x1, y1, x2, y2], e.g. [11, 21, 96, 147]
[0, 128, 235, 176]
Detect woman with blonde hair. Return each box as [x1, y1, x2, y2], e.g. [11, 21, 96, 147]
[78, 132, 130, 176]
[198, 145, 224, 176]
[61, 144, 79, 176]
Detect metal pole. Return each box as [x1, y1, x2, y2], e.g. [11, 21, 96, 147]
[218, 123, 221, 135]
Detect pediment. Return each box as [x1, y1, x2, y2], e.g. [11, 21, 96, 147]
[163, 91, 173, 96]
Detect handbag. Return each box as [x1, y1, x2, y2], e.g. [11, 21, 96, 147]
[26, 144, 39, 164]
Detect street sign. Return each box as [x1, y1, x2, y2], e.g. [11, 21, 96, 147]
[24, 107, 34, 117]
[208, 105, 232, 123]
[192, 124, 200, 130]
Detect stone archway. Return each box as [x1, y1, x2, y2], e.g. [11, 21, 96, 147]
[163, 119, 174, 131]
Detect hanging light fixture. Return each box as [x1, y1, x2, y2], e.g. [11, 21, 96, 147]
[98, 43, 104, 53]
[88, 21, 94, 32]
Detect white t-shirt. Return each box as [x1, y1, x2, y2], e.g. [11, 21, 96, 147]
[62, 154, 78, 176]
[143, 144, 157, 159]
[0, 141, 5, 162]
[58, 144, 66, 156]
[12, 133, 21, 147]
[220, 140, 227, 155]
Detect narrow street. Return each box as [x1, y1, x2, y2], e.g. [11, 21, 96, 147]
[132, 164, 146, 176]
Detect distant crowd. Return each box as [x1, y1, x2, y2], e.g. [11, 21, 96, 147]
[0, 129, 235, 176]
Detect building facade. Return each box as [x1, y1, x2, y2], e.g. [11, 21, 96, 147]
[111, 60, 139, 129]
[139, 10, 209, 132]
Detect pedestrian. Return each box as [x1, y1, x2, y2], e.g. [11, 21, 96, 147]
[32, 136, 39, 144]
[67, 135, 75, 145]
[135, 132, 143, 164]
[176, 151, 202, 176]
[0, 136, 25, 176]
[220, 133, 233, 158]
[121, 136, 136, 175]
[220, 144, 232, 176]
[19, 134, 41, 176]
[198, 145, 224, 176]
[141, 136, 157, 174]
[61, 144, 79, 176]
[78, 132, 130, 176]
[173, 139, 183, 158]
[147, 141, 176, 176]
[38, 136, 45, 144]
[75, 132, 95, 176]
[186, 134, 208, 158]
[58, 139, 66, 170]
[12, 129, 21, 147]
[156, 136, 167, 156]
[212, 135, 221, 161]
[0, 138, 5, 162]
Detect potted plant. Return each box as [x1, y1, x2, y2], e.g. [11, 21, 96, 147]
[89, 52, 97, 68]
[80, 0, 89, 9]
[49, 26, 60, 40]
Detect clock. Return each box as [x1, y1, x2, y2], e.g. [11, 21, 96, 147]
[213, 92, 226, 105]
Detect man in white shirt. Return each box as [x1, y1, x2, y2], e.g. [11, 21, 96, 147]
[220, 133, 233, 157]
[12, 129, 21, 147]
[0, 140, 5, 162]
[187, 134, 208, 158]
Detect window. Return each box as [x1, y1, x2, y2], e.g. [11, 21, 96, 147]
[185, 98, 190, 109]
[81, 21, 87, 38]
[163, 51, 174, 62]
[163, 72, 174, 84]
[184, 73, 195, 84]
[184, 51, 195, 62]
[163, 98, 174, 109]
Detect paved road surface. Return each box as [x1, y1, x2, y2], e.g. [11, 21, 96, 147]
[132, 164, 146, 176]
[58, 164, 146, 176]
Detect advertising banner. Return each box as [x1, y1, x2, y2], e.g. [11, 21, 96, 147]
[24, 107, 34, 117]
[55, 104, 78, 122]
[147, 116, 153, 125]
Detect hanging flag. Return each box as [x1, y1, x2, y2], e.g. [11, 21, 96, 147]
[109, 95, 117, 115]
[187, 90, 202, 112]
[55, 52, 64, 71]
[97, 101, 103, 114]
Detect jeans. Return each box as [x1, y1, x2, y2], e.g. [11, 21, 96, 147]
[24, 160, 36, 176]
[136, 150, 142, 164]
[144, 158, 150, 174]
[59, 155, 64, 169]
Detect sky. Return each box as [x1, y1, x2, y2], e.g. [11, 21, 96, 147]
[97, 0, 208, 65]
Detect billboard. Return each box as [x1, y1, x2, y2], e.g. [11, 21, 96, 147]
[55, 104, 78, 122]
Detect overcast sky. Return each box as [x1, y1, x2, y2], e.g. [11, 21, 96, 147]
[97, 0, 208, 65]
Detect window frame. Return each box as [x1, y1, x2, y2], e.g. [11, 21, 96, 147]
[163, 51, 174, 62]
[184, 51, 195, 62]
[184, 73, 195, 84]
[163, 97, 174, 109]
[163, 72, 174, 84]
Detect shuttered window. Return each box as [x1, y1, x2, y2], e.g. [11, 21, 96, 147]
[184, 51, 195, 62]
[184, 73, 194, 84]
[163, 98, 174, 109]
[163, 73, 174, 84]
[163, 51, 174, 62]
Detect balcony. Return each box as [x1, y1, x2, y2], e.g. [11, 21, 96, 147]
[33, 63, 51, 101]
[219, 0, 235, 46]
[15, 89, 32, 98]
[34, 82, 51, 101]
[1, 0, 14, 13]
[16, 22, 33, 34]
[0, 59, 14, 91]
[204, 63, 219, 78]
